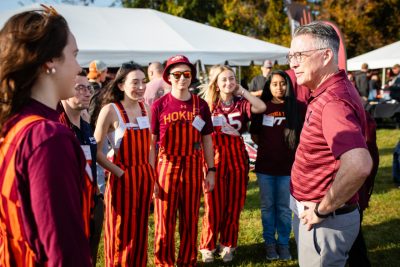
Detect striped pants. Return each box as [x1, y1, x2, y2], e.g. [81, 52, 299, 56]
[104, 163, 154, 267]
[200, 145, 249, 250]
[154, 153, 203, 267]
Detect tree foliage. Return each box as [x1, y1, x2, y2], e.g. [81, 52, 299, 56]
[121, 0, 291, 47]
[317, 0, 400, 58]
[120, 0, 400, 62]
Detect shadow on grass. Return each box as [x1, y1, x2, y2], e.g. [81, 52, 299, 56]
[371, 166, 399, 195]
[243, 178, 261, 211]
[378, 147, 395, 157]
[363, 218, 400, 266]
[198, 240, 299, 267]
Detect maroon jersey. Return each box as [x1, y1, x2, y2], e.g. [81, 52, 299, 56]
[151, 93, 213, 143]
[211, 96, 251, 136]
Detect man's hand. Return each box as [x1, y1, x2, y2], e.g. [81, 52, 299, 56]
[300, 201, 325, 231]
[203, 171, 215, 193]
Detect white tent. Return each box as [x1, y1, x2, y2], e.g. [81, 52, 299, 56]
[347, 40, 400, 71]
[0, 4, 289, 67]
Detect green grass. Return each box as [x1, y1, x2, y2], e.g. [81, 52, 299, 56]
[96, 129, 400, 266]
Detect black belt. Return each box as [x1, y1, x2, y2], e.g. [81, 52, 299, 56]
[333, 204, 359, 216]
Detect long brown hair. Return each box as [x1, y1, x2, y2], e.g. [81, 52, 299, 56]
[0, 7, 69, 134]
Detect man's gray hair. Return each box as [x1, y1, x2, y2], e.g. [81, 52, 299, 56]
[293, 21, 340, 64]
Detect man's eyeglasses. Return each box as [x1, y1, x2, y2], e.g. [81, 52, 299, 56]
[75, 84, 94, 95]
[170, 71, 192, 80]
[286, 48, 328, 64]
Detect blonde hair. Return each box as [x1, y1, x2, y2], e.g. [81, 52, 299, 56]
[200, 65, 236, 111]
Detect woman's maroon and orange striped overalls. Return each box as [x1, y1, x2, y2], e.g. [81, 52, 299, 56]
[154, 94, 205, 267]
[104, 101, 155, 267]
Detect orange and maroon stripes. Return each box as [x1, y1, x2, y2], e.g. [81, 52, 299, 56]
[154, 153, 203, 267]
[160, 95, 202, 156]
[200, 134, 249, 250]
[81, 170, 96, 239]
[104, 102, 154, 267]
[0, 115, 44, 267]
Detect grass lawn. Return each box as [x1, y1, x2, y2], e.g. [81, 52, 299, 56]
[96, 129, 400, 266]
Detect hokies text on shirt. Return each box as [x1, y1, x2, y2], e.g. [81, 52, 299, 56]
[163, 111, 194, 124]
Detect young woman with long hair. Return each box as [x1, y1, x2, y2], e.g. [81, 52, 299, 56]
[250, 70, 302, 261]
[0, 6, 91, 266]
[199, 65, 266, 263]
[94, 62, 155, 267]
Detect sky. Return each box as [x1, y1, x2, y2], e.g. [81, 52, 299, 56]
[0, 0, 119, 12]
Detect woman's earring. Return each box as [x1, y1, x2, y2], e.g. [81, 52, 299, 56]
[46, 68, 56, 74]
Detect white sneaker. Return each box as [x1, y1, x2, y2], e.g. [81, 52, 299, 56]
[219, 245, 235, 262]
[200, 249, 214, 263]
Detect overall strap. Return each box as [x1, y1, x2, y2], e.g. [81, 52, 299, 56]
[0, 115, 44, 162]
[115, 102, 130, 124]
[192, 94, 200, 117]
[139, 101, 147, 116]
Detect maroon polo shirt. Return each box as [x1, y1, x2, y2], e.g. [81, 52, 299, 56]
[2, 99, 91, 266]
[151, 92, 213, 142]
[290, 70, 368, 203]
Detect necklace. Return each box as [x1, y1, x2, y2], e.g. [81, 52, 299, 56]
[221, 98, 234, 106]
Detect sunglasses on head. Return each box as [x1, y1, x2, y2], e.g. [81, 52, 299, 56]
[170, 71, 192, 80]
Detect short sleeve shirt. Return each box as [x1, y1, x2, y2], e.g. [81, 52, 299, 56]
[253, 102, 295, 176]
[151, 93, 213, 142]
[248, 75, 267, 92]
[290, 70, 368, 203]
[211, 96, 251, 134]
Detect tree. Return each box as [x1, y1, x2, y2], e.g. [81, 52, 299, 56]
[317, 0, 400, 58]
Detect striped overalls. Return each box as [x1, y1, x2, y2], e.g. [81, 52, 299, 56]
[154, 95, 204, 267]
[200, 102, 250, 251]
[0, 115, 95, 267]
[0, 116, 43, 267]
[104, 101, 155, 267]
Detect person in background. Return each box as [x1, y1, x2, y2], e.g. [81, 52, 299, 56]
[250, 70, 301, 261]
[199, 65, 266, 263]
[0, 6, 91, 266]
[348, 110, 379, 267]
[348, 72, 357, 89]
[248, 59, 273, 97]
[289, 21, 372, 267]
[389, 64, 400, 101]
[94, 62, 156, 267]
[59, 71, 104, 266]
[87, 60, 108, 195]
[151, 55, 215, 267]
[88, 60, 108, 129]
[145, 61, 168, 106]
[368, 74, 381, 100]
[355, 63, 370, 100]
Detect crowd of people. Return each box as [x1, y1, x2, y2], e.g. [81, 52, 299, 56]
[0, 6, 381, 267]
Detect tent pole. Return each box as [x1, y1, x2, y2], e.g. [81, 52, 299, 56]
[382, 68, 386, 88]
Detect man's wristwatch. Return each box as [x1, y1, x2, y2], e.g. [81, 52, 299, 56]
[207, 167, 216, 173]
[314, 202, 331, 219]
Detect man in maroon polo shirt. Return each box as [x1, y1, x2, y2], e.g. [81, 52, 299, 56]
[288, 22, 373, 267]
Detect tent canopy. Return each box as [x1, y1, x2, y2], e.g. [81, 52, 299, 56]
[347, 40, 400, 71]
[0, 4, 289, 67]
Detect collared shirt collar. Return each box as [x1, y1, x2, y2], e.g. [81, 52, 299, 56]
[308, 70, 347, 103]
